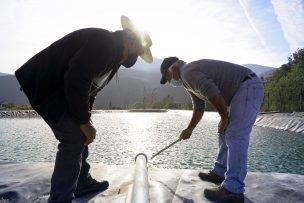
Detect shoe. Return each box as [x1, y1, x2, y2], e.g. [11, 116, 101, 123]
[204, 186, 244, 203]
[198, 171, 225, 184]
[75, 176, 109, 198]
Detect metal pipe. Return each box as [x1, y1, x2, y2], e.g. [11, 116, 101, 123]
[125, 153, 149, 203]
[150, 138, 181, 160]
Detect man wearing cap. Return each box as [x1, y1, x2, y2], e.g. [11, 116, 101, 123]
[159, 57, 264, 203]
[15, 16, 152, 203]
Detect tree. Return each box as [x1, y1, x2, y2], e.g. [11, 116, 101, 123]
[262, 48, 304, 112]
[151, 101, 163, 109]
[129, 102, 145, 109]
[288, 48, 304, 65]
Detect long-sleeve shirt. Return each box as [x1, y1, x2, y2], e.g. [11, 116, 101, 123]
[180, 59, 253, 111]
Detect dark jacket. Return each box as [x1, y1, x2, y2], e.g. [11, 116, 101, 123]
[15, 28, 124, 124]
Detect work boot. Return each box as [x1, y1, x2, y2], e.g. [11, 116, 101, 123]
[75, 176, 109, 198]
[204, 186, 244, 203]
[198, 171, 225, 184]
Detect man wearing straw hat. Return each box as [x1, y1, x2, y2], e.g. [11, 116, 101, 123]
[159, 57, 264, 203]
[15, 16, 152, 203]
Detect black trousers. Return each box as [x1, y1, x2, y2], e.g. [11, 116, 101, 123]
[45, 111, 91, 203]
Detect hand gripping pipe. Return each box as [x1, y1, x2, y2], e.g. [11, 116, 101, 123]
[125, 153, 149, 203]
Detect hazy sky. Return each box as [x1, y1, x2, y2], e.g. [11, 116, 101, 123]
[1, 0, 304, 73]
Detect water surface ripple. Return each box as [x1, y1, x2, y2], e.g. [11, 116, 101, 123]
[0, 110, 303, 175]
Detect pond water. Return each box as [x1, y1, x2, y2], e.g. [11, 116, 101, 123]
[0, 110, 303, 174]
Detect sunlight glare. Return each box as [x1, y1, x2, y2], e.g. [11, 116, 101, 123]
[125, 113, 154, 154]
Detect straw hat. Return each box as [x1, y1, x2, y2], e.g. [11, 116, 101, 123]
[121, 15, 153, 63]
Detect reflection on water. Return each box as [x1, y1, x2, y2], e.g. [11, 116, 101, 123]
[0, 110, 303, 174]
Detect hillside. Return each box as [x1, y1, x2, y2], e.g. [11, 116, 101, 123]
[242, 64, 276, 77]
[0, 60, 276, 107]
[0, 70, 190, 107]
[0, 72, 9, 77]
[0, 75, 30, 104]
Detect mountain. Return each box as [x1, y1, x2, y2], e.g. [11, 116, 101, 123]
[95, 68, 190, 107]
[0, 74, 30, 104]
[0, 70, 190, 107]
[259, 68, 277, 78]
[0, 72, 9, 77]
[0, 59, 277, 107]
[132, 57, 163, 73]
[131, 59, 277, 77]
[242, 64, 276, 77]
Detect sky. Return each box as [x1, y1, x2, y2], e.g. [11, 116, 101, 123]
[0, 0, 304, 74]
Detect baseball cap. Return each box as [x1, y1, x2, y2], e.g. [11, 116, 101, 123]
[160, 57, 179, 84]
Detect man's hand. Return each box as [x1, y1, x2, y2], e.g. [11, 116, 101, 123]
[80, 121, 96, 146]
[218, 116, 229, 134]
[179, 128, 193, 140]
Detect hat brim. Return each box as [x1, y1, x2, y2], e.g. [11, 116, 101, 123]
[121, 15, 136, 31]
[121, 16, 153, 64]
[160, 76, 167, 84]
[140, 48, 153, 63]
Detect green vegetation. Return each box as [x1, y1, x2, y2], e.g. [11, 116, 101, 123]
[262, 48, 304, 112]
[129, 95, 193, 110]
[128, 94, 217, 111]
[3, 103, 33, 110]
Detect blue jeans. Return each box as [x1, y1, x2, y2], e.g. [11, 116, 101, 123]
[212, 76, 264, 193]
[45, 111, 91, 203]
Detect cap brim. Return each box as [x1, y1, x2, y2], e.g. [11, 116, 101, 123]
[160, 76, 167, 84]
